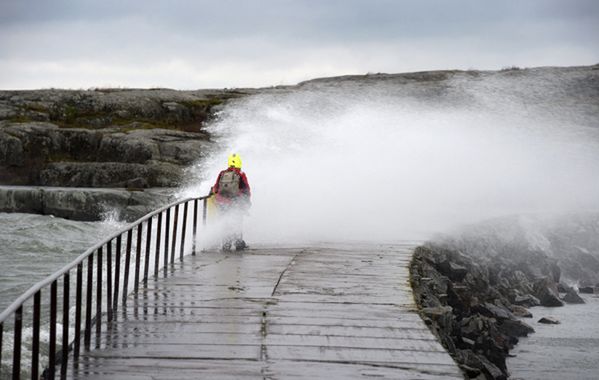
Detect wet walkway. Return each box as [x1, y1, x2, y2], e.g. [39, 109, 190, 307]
[68, 244, 462, 379]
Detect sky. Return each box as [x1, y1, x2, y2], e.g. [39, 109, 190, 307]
[0, 0, 598, 90]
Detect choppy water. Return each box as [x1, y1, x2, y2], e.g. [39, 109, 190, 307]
[0, 213, 125, 312]
[508, 294, 599, 380]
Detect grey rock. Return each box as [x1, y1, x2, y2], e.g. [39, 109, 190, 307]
[562, 285, 585, 304]
[533, 277, 564, 307]
[509, 304, 533, 318]
[538, 316, 560, 324]
[513, 294, 541, 307]
[497, 319, 535, 337]
[0, 186, 173, 221]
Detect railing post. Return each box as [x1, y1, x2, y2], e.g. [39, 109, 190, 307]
[84, 256, 93, 348]
[171, 205, 179, 263]
[12, 305, 22, 380]
[74, 263, 82, 358]
[134, 224, 143, 293]
[164, 208, 171, 269]
[203, 197, 207, 226]
[180, 202, 188, 260]
[121, 232, 130, 306]
[114, 234, 123, 312]
[144, 218, 153, 285]
[155, 212, 162, 277]
[61, 272, 70, 379]
[49, 280, 57, 379]
[0, 322, 3, 374]
[106, 242, 113, 322]
[192, 199, 198, 255]
[95, 248, 102, 344]
[32, 291, 41, 380]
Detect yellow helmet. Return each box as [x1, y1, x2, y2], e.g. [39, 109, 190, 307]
[228, 153, 242, 169]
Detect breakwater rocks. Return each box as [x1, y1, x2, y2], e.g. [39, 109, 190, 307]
[410, 244, 590, 380]
[0, 88, 249, 187]
[0, 186, 173, 221]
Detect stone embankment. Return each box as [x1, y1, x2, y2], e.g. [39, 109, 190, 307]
[410, 244, 592, 380]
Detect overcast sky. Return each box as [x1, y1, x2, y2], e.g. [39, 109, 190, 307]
[1, 0, 598, 89]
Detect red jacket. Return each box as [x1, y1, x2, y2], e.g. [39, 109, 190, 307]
[213, 167, 251, 204]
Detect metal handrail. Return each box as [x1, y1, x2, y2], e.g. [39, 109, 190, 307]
[0, 194, 210, 379]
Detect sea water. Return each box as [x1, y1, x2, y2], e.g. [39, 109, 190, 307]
[508, 294, 599, 380]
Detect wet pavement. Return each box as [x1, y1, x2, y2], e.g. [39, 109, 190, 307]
[68, 244, 462, 379]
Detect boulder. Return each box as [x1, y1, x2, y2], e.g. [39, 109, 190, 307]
[513, 294, 541, 307]
[509, 304, 533, 318]
[497, 319, 535, 337]
[538, 317, 560, 324]
[533, 277, 564, 307]
[562, 286, 585, 304]
[475, 302, 515, 320]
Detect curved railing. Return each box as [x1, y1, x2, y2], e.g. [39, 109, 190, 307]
[0, 194, 210, 379]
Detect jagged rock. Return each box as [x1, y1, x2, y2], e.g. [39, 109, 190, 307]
[462, 351, 506, 380]
[562, 285, 585, 304]
[533, 277, 564, 307]
[497, 319, 535, 337]
[475, 302, 516, 320]
[421, 306, 453, 329]
[510, 304, 533, 318]
[538, 316, 560, 324]
[513, 293, 541, 307]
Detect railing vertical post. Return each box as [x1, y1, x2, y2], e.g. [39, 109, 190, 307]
[203, 197, 207, 226]
[164, 208, 171, 269]
[0, 322, 3, 374]
[192, 199, 198, 255]
[155, 213, 162, 277]
[74, 263, 82, 358]
[84, 256, 93, 348]
[114, 235, 122, 313]
[49, 280, 57, 379]
[134, 224, 143, 293]
[12, 305, 22, 380]
[171, 205, 179, 263]
[180, 202, 188, 260]
[32, 290, 41, 380]
[121, 232, 130, 305]
[106, 242, 113, 322]
[61, 272, 70, 379]
[144, 218, 153, 285]
[95, 248, 103, 343]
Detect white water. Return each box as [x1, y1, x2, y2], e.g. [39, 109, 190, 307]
[180, 70, 599, 246]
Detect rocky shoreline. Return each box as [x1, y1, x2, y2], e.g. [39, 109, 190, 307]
[0, 88, 252, 188]
[0, 186, 174, 221]
[0, 88, 253, 219]
[410, 239, 595, 380]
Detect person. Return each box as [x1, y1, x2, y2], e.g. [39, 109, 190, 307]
[211, 153, 251, 251]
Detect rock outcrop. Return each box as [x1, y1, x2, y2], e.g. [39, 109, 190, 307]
[0, 186, 173, 221]
[0, 88, 249, 188]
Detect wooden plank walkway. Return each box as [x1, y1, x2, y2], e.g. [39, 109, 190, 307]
[68, 244, 462, 379]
